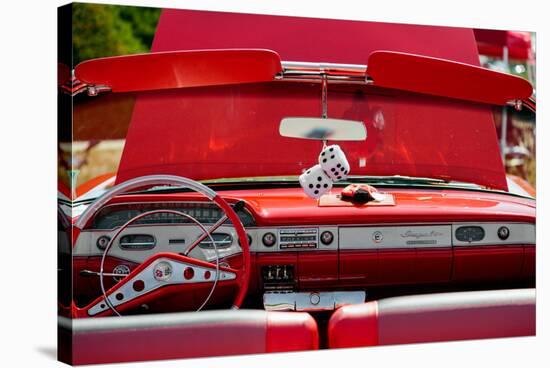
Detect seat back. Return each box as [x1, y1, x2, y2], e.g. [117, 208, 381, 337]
[328, 288, 535, 348]
[59, 309, 318, 365]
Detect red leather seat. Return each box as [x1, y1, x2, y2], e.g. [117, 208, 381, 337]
[328, 288, 535, 348]
[59, 310, 318, 365]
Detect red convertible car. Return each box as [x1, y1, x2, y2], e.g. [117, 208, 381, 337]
[58, 48, 535, 365]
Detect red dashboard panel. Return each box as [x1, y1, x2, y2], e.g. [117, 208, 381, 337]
[72, 186, 535, 309]
[102, 187, 535, 227]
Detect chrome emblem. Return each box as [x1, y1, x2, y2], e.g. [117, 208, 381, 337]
[153, 261, 173, 281]
[112, 264, 130, 282]
[372, 231, 383, 243]
[400, 230, 443, 239]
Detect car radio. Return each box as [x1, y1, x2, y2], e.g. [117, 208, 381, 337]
[278, 228, 318, 249]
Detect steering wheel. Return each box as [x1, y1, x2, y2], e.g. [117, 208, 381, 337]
[72, 175, 251, 318]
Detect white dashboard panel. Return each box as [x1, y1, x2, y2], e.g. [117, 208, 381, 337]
[76, 222, 536, 263]
[452, 222, 535, 246]
[339, 225, 452, 250]
[75, 224, 242, 263]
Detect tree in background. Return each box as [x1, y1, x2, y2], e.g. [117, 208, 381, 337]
[72, 3, 161, 64]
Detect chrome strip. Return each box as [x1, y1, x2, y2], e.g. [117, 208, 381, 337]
[282, 61, 367, 72]
[280, 61, 367, 82]
[263, 291, 366, 311]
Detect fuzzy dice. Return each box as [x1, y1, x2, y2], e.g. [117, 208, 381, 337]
[299, 164, 333, 199]
[319, 144, 350, 181]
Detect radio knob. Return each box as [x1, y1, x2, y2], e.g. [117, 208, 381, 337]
[320, 231, 334, 245]
[262, 232, 277, 247]
[497, 226, 510, 240]
[310, 292, 321, 305]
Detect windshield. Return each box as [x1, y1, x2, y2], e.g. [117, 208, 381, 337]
[88, 81, 508, 191]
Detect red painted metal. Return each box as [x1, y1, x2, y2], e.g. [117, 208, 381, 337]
[74, 172, 115, 199]
[339, 250, 379, 285]
[75, 49, 282, 93]
[367, 51, 533, 106]
[297, 251, 338, 288]
[80, 187, 535, 227]
[522, 247, 536, 280]
[153, 9, 481, 65]
[474, 30, 533, 61]
[452, 245, 525, 282]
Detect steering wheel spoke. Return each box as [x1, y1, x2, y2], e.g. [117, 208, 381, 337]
[86, 253, 238, 317]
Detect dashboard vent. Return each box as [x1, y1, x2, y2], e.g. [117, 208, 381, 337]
[119, 234, 156, 250]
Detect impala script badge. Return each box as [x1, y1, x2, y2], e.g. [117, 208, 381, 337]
[400, 230, 444, 239]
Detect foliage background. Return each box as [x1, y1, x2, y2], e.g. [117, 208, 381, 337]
[72, 3, 161, 64]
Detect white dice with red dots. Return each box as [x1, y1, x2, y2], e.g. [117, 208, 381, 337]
[319, 144, 350, 181]
[299, 164, 333, 199]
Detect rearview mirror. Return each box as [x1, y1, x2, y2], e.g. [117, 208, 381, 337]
[279, 117, 367, 141]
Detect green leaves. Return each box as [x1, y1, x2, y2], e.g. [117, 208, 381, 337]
[72, 3, 161, 64]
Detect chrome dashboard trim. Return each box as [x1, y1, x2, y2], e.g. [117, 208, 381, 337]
[76, 221, 535, 264]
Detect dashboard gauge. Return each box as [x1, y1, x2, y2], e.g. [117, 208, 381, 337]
[153, 261, 173, 281]
[92, 202, 256, 229]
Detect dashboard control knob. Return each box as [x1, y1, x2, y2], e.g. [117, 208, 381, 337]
[310, 292, 321, 305]
[320, 231, 334, 245]
[96, 235, 111, 250]
[497, 226, 510, 240]
[262, 232, 276, 247]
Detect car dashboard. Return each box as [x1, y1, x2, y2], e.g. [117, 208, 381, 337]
[72, 187, 536, 310]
